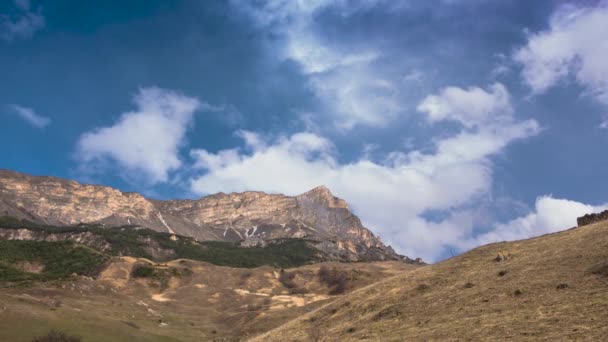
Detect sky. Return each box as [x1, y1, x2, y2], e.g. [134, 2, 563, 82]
[2, 0, 608, 262]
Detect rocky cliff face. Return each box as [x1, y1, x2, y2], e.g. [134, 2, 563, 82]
[0, 169, 416, 262]
[577, 209, 608, 227]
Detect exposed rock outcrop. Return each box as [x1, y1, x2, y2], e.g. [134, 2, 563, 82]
[0, 169, 417, 262]
[577, 209, 608, 227]
[0, 228, 112, 252]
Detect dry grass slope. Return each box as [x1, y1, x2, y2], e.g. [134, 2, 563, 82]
[253, 220, 608, 341]
[0, 257, 416, 341]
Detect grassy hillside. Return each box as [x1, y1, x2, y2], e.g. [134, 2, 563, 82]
[0, 240, 108, 283]
[0, 216, 323, 269]
[253, 220, 608, 341]
[0, 258, 416, 341]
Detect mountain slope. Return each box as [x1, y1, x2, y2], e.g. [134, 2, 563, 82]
[0, 256, 418, 341]
[0, 169, 412, 262]
[253, 219, 608, 341]
[0, 216, 328, 269]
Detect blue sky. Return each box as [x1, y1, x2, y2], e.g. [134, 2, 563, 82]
[2, 0, 608, 261]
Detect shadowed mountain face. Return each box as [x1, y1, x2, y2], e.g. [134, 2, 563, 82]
[0, 169, 415, 263]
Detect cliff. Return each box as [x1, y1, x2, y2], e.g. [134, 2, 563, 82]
[0, 169, 416, 262]
[577, 209, 608, 227]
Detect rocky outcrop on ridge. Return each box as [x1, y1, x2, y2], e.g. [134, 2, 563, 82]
[0, 169, 418, 263]
[577, 209, 608, 227]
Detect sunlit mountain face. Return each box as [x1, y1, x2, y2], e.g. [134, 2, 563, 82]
[1, 0, 608, 262]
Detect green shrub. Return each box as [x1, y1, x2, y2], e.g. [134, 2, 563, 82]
[131, 264, 156, 278]
[0, 215, 323, 269]
[0, 240, 108, 282]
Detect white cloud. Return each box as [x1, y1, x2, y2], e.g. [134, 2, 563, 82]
[234, 0, 403, 129]
[417, 83, 512, 128]
[8, 104, 50, 128]
[403, 69, 424, 83]
[189, 84, 539, 261]
[0, 0, 45, 41]
[76, 87, 200, 184]
[473, 196, 608, 247]
[600, 113, 608, 129]
[189, 126, 537, 262]
[312, 66, 403, 130]
[491, 65, 511, 78]
[514, 3, 608, 105]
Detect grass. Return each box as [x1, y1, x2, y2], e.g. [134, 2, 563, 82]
[0, 255, 416, 341]
[0, 216, 323, 269]
[0, 302, 180, 342]
[252, 218, 608, 341]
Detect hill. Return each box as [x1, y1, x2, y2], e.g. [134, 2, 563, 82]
[253, 219, 608, 341]
[0, 256, 417, 341]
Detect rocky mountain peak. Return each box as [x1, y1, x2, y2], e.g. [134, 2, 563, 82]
[299, 185, 348, 209]
[0, 169, 416, 263]
[307, 185, 332, 194]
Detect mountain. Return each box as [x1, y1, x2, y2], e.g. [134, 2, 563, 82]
[2, 168, 607, 341]
[253, 217, 608, 341]
[0, 169, 415, 263]
[1, 194, 606, 341]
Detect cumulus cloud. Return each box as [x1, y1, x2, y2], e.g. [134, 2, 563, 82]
[0, 0, 45, 41]
[312, 67, 403, 130]
[189, 84, 539, 261]
[473, 196, 608, 247]
[76, 87, 200, 184]
[8, 104, 50, 128]
[234, 0, 403, 129]
[417, 83, 512, 128]
[192, 130, 606, 263]
[514, 2, 608, 105]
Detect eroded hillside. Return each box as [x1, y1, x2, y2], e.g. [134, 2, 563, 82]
[254, 219, 608, 341]
[0, 254, 417, 341]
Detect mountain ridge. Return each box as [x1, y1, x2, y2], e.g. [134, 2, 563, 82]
[0, 169, 417, 263]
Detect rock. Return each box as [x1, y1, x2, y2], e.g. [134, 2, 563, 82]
[147, 308, 161, 317]
[495, 251, 511, 262]
[577, 210, 608, 227]
[0, 169, 412, 262]
[240, 236, 267, 248]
